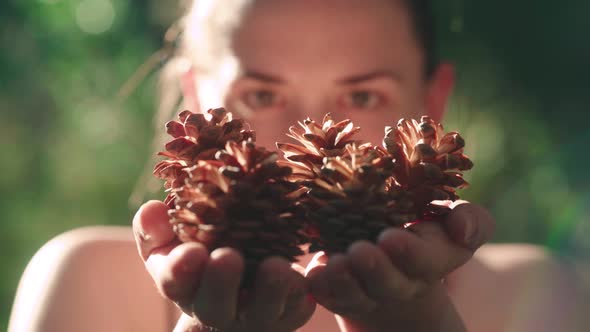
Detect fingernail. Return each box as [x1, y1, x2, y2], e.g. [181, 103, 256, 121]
[137, 229, 151, 241]
[463, 220, 474, 244]
[464, 221, 482, 250]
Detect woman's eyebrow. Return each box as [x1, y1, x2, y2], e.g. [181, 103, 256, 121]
[336, 70, 402, 85]
[241, 70, 285, 84]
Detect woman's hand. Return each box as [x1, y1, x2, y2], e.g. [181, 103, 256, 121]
[306, 201, 495, 332]
[132, 200, 316, 332]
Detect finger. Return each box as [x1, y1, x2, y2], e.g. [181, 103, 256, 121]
[132, 200, 176, 261]
[192, 248, 244, 329]
[134, 201, 185, 295]
[348, 241, 417, 302]
[443, 202, 495, 250]
[378, 226, 470, 282]
[308, 254, 376, 318]
[279, 285, 316, 330]
[157, 242, 209, 311]
[244, 257, 296, 326]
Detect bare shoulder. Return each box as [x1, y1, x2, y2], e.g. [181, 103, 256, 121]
[49, 225, 136, 245]
[30, 226, 136, 262]
[9, 226, 171, 332]
[450, 243, 588, 332]
[15, 226, 141, 286]
[475, 243, 562, 270]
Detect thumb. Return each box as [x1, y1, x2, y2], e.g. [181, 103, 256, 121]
[443, 201, 495, 251]
[132, 200, 177, 261]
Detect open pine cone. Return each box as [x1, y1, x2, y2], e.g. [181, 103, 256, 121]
[302, 144, 417, 254]
[167, 140, 306, 285]
[277, 116, 405, 254]
[153, 108, 255, 207]
[278, 114, 473, 255]
[383, 116, 473, 215]
[276, 113, 361, 176]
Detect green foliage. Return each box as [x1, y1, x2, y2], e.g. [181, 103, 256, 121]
[1, 0, 589, 329]
[0, 0, 167, 328]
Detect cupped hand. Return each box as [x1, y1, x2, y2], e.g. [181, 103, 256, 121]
[132, 200, 316, 332]
[305, 201, 494, 330]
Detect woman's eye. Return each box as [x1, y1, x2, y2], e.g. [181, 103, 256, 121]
[242, 90, 283, 110]
[343, 91, 382, 110]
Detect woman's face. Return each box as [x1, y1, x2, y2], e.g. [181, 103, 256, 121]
[198, 0, 449, 148]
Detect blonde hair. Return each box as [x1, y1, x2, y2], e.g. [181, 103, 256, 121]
[129, 0, 250, 206]
[162, 0, 251, 115]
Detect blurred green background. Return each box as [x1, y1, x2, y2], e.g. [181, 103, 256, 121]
[1, 0, 589, 329]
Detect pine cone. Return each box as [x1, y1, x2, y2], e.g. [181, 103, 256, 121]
[168, 140, 306, 286]
[278, 114, 473, 255]
[154, 108, 255, 207]
[276, 113, 361, 176]
[278, 115, 412, 254]
[383, 116, 473, 215]
[303, 144, 419, 254]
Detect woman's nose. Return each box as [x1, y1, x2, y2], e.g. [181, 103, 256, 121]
[290, 96, 333, 122]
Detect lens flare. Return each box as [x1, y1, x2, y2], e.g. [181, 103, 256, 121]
[75, 0, 116, 35]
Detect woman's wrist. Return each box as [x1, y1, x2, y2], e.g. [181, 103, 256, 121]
[335, 283, 467, 332]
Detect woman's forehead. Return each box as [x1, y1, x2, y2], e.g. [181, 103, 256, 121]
[228, 0, 423, 81]
[232, 0, 416, 52]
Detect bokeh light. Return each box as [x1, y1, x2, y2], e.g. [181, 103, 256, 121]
[75, 0, 116, 34]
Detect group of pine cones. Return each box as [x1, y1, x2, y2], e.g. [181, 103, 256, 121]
[153, 108, 472, 282]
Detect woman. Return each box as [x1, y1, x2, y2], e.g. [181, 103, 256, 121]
[9, 0, 585, 331]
